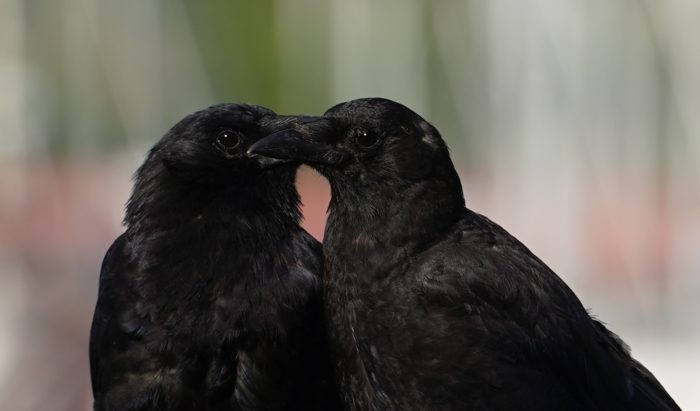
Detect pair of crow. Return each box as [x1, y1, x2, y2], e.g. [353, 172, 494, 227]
[90, 98, 680, 410]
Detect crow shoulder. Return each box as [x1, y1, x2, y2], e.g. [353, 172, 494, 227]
[90, 233, 155, 405]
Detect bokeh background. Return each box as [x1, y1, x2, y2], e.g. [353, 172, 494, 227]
[1, 1, 698, 409]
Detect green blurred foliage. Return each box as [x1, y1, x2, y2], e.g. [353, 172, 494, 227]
[185, 1, 282, 106]
[20, 1, 334, 158]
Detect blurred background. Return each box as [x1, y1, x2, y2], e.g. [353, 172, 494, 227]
[0, 0, 698, 409]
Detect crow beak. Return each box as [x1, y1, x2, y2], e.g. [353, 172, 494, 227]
[248, 117, 345, 166]
[248, 153, 293, 168]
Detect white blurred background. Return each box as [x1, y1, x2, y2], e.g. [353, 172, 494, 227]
[0, 1, 698, 409]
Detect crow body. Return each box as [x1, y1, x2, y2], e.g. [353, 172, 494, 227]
[248, 98, 680, 410]
[89, 104, 339, 411]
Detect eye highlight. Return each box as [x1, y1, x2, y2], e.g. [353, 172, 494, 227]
[215, 130, 242, 152]
[353, 128, 381, 150]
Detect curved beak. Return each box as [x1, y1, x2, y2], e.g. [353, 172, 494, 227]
[248, 117, 345, 166]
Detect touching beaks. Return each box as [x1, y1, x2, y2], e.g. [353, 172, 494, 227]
[247, 117, 345, 166]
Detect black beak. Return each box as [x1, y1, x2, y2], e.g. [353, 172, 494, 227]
[249, 153, 292, 168]
[248, 117, 345, 166]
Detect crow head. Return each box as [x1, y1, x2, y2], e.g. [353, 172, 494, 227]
[249, 98, 464, 208]
[125, 103, 300, 236]
[148, 103, 293, 182]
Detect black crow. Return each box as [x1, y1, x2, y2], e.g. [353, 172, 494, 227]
[248, 98, 680, 410]
[89, 104, 339, 411]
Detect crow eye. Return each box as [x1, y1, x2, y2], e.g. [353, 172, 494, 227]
[354, 129, 381, 150]
[216, 130, 242, 152]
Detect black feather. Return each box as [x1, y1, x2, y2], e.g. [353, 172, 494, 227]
[251, 97, 680, 411]
[89, 104, 340, 411]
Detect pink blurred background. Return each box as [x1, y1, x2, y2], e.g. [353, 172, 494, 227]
[1, 1, 699, 409]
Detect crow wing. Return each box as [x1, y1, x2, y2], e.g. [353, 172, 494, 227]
[409, 210, 679, 410]
[89, 234, 179, 410]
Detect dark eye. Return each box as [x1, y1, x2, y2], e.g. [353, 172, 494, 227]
[216, 130, 242, 151]
[354, 128, 381, 150]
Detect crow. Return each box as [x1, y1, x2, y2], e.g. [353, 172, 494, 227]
[89, 104, 339, 411]
[248, 98, 681, 410]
